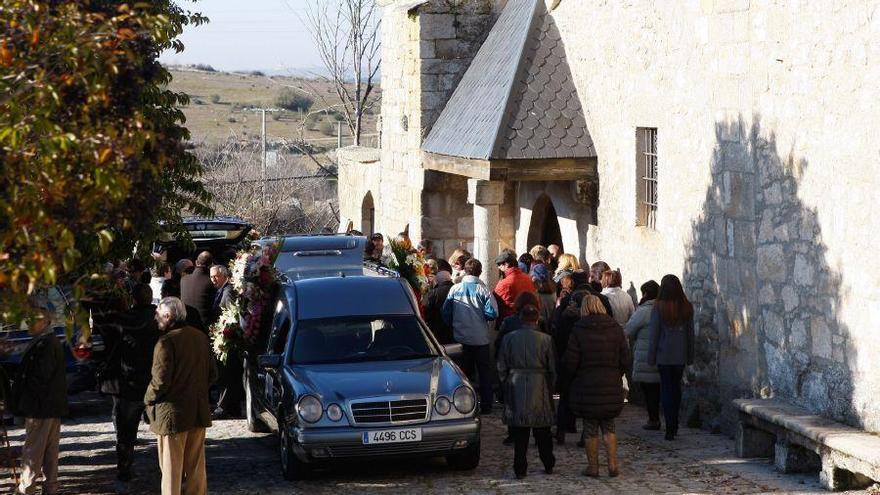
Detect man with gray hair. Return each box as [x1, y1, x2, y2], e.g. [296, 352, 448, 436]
[145, 297, 216, 495]
[208, 264, 233, 326]
[208, 264, 241, 419]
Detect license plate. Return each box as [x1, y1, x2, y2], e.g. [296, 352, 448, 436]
[362, 428, 422, 445]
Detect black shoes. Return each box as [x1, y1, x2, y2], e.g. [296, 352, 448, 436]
[503, 436, 513, 446]
[642, 421, 661, 431]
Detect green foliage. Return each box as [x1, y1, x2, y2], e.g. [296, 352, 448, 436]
[275, 87, 313, 112]
[0, 0, 212, 324]
[210, 93, 221, 104]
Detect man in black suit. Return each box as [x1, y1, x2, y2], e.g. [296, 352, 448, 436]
[209, 265, 234, 325]
[209, 264, 242, 418]
[180, 251, 215, 333]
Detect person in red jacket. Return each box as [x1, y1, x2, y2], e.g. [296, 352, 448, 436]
[493, 251, 537, 321]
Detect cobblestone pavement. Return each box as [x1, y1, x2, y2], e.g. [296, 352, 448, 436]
[0, 394, 875, 494]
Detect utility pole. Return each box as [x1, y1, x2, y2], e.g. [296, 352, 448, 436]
[248, 107, 281, 206]
[337, 122, 342, 149]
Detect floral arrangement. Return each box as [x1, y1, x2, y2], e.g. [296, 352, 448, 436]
[211, 242, 280, 363]
[385, 234, 430, 295]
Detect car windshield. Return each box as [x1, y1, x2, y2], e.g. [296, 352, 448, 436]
[290, 315, 438, 365]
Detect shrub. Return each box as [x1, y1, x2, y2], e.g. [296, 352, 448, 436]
[193, 63, 216, 72]
[227, 116, 237, 123]
[275, 88, 313, 112]
[319, 120, 336, 137]
[210, 94, 221, 104]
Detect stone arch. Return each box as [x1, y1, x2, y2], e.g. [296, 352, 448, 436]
[361, 191, 375, 236]
[526, 194, 563, 251]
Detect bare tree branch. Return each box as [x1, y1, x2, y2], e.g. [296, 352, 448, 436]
[304, 0, 381, 146]
[197, 139, 338, 236]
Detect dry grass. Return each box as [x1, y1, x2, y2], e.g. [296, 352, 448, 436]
[166, 68, 380, 147]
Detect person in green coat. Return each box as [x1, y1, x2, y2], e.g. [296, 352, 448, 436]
[497, 299, 556, 479]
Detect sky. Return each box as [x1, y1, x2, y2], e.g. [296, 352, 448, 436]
[159, 0, 324, 74]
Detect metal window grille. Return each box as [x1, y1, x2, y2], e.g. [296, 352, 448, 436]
[637, 128, 658, 228]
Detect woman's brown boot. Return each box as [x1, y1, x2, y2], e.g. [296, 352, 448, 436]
[604, 432, 619, 477]
[582, 436, 600, 477]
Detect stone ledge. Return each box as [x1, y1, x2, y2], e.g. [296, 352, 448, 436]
[336, 146, 381, 165]
[734, 398, 880, 490]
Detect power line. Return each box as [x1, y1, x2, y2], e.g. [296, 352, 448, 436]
[209, 173, 334, 186]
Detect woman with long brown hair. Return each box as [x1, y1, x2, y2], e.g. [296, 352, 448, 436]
[647, 274, 695, 441]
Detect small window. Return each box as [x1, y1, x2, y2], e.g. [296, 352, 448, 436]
[636, 127, 658, 228]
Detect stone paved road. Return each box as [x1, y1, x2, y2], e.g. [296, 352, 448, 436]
[0, 394, 875, 494]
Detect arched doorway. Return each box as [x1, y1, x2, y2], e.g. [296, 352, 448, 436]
[361, 192, 375, 235]
[526, 194, 563, 250]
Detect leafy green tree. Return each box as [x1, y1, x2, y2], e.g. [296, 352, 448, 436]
[275, 87, 314, 112]
[0, 1, 212, 325]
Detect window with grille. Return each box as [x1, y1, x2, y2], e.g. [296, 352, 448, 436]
[636, 127, 658, 228]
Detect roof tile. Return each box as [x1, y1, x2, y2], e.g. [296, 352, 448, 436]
[422, 0, 595, 161]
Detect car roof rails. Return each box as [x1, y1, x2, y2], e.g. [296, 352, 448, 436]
[363, 261, 401, 278]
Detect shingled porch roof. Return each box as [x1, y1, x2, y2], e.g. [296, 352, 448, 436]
[421, 0, 596, 181]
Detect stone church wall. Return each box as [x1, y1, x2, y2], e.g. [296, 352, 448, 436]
[553, 1, 880, 432]
[339, 0, 499, 253]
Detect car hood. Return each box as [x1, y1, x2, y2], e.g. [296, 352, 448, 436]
[288, 357, 464, 402]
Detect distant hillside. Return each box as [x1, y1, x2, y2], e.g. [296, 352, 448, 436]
[166, 67, 380, 147]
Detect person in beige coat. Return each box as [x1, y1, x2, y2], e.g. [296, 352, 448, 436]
[145, 297, 217, 495]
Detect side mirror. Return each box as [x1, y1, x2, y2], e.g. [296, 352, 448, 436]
[258, 354, 283, 369]
[442, 343, 463, 359]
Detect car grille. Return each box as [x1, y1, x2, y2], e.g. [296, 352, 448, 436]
[350, 399, 428, 425]
[327, 439, 455, 458]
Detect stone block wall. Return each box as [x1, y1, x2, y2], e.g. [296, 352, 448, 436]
[554, 1, 880, 432]
[352, 0, 499, 255]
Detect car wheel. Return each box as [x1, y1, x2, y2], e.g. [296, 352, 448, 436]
[243, 363, 271, 433]
[279, 416, 310, 481]
[446, 440, 480, 470]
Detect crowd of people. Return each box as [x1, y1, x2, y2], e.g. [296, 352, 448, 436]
[11, 251, 237, 495]
[367, 233, 696, 479]
[10, 233, 696, 492]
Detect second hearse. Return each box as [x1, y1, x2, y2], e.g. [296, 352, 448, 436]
[245, 235, 480, 480]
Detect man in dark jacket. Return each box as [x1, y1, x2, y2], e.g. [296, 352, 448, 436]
[180, 251, 215, 332]
[12, 301, 68, 495]
[423, 261, 454, 344]
[108, 284, 160, 492]
[145, 297, 217, 495]
[209, 264, 242, 419]
[208, 265, 234, 326]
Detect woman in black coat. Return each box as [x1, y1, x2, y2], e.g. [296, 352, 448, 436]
[563, 294, 631, 478]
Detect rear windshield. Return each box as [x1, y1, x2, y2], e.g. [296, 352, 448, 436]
[290, 315, 437, 365]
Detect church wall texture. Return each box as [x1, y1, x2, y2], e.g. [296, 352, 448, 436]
[553, 0, 880, 432]
[339, 0, 497, 246]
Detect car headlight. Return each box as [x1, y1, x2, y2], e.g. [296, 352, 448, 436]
[434, 396, 451, 415]
[327, 403, 343, 422]
[453, 386, 475, 414]
[297, 395, 323, 423]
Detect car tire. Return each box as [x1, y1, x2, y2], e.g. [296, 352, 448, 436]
[279, 416, 310, 481]
[243, 363, 271, 433]
[446, 440, 480, 470]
